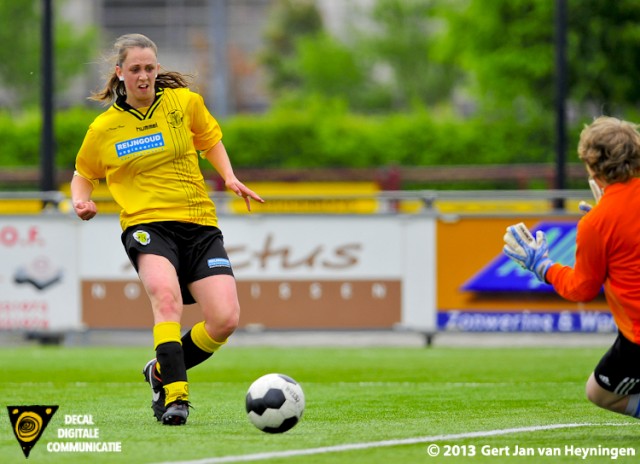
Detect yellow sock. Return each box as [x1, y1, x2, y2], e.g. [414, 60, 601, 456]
[153, 321, 181, 349]
[164, 381, 189, 405]
[191, 321, 227, 353]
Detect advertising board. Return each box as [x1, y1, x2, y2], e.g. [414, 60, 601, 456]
[79, 215, 436, 331]
[436, 217, 613, 333]
[0, 218, 79, 330]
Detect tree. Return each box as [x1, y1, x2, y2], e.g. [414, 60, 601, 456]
[260, 0, 324, 96]
[437, 0, 640, 119]
[568, 0, 640, 114]
[437, 0, 555, 117]
[261, 0, 461, 113]
[354, 0, 461, 109]
[260, 0, 640, 118]
[295, 33, 364, 100]
[0, 0, 96, 110]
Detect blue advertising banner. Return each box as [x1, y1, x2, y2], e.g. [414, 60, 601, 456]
[462, 221, 579, 293]
[438, 310, 616, 333]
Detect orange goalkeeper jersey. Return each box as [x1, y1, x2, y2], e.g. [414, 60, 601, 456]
[546, 177, 640, 344]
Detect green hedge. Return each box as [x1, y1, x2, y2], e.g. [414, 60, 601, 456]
[0, 107, 98, 168]
[0, 111, 42, 166]
[219, 108, 560, 169]
[0, 105, 570, 172]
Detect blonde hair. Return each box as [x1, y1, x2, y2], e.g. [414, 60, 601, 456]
[578, 116, 640, 184]
[89, 33, 193, 105]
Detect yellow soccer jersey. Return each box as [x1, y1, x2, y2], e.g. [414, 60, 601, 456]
[75, 87, 222, 230]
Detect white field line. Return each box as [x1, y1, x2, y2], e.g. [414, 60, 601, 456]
[155, 422, 637, 464]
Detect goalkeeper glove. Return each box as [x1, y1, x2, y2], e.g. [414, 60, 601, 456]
[578, 201, 592, 214]
[580, 178, 603, 215]
[503, 224, 553, 283]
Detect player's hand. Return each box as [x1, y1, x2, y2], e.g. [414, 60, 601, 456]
[73, 200, 97, 221]
[578, 201, 593, 215]
[503, 224, 553, 283]
[225, 178, 265, 211]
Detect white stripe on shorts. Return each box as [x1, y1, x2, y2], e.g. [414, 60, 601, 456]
[614, 377, 640, 395]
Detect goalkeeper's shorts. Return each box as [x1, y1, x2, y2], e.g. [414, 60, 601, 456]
[593, 331, 640, 395]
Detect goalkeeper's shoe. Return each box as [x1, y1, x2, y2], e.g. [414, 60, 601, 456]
[142, 359, 166, 421]
[162, 400, 190, 426]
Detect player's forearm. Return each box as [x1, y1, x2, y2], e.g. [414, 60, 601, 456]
[545, 263, 602, 302]
[204, 141, 236, 182]
[70, 173, 98, 220]
[71, 173, 95, 202]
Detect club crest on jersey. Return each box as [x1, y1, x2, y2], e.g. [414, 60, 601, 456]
[133, 230, 151, 246]
[167, 110, 184, 128]
[115, 132, 165, 158]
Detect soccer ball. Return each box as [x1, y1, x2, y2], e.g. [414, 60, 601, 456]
[245, 373, 305, 433]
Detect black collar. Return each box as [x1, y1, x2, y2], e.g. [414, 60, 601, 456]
[113, 87, 164, 120]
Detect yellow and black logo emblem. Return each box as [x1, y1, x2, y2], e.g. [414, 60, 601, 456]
[133, 230, 151, 246]
[167, 109, 184, 128]
[7, 405, 58, 458]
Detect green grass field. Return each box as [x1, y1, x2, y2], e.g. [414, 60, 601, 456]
[1, 343, 638, 463]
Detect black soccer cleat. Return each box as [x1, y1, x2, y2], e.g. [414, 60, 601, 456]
[161, 400, 190, 426]
[143, 358, 166, 421]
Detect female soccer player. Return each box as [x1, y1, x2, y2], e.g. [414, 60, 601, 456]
[71, 33, 263, 425]
[503, 116, 640, 420]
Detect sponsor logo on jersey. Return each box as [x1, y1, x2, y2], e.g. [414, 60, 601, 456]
[136, 122, 159, 132]
[115, 133, 165, 158]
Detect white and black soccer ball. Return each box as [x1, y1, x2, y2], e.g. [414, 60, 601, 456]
[245, 373, 305, 433]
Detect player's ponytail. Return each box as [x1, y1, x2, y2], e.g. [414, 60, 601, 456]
[88, 73, 126, 105]
[155, 68, 193, 90]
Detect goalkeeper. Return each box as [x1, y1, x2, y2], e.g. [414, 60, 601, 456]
[503, 116, 640, 420]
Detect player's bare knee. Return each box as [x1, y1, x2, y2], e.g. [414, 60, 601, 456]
[586, 382, 603, 405]
[204, 307, 239, 341]
[217, 311, 239, 339]
[585, 385, 623, 411]
[152, 292, 182, 321]
[585, 388, 605, 407]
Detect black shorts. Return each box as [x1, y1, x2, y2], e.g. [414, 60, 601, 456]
[121, 221, 234, 305]
[593, 331, 640, 395]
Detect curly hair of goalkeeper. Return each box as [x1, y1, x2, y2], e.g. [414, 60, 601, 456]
[577, 116, 640, 184]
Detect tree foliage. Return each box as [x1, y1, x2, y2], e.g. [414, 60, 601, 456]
[261, 0, 640, 123]
[0, 0, 96, 110]
[261, 0, 458, 112]
[5, 0, 640, 180]
[355, 0, 460, 109]
[295, 34, 361, 99]
[438, 0, 640, 119]
[438, 0, 555, 111]
[568, 0, 640, 111]
[260, 0, 324, 95]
